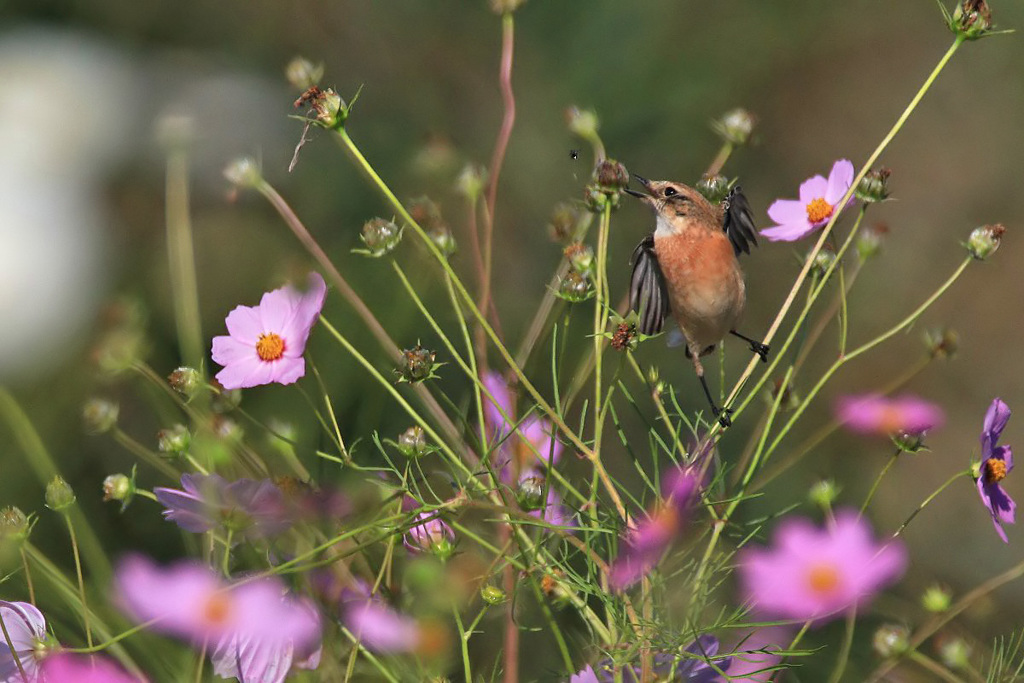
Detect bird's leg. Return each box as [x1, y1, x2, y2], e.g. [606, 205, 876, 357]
[690, 345, 732, 428]
[730, 330, 770, 363]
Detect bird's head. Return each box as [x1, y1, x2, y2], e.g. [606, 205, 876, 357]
[626, 175, 717, 234]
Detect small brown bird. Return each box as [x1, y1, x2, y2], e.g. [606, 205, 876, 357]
[626, 175, 768, 427]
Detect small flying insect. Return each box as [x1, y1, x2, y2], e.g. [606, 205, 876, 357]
[570, 149, 579, 160]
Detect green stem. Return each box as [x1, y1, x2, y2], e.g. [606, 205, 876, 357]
[861, 449, 902, 515]
[892, 468, 972, 538]
[454, 602, 473, 683]
[165, 140, 205, 374]
[827, 610, 857, 683]
[112, 428, 180, 479]
[63, 514, 93, 647]
[907, 650, 966, 683]
[221, 528, 234, 576]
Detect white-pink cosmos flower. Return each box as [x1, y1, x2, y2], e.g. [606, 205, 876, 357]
[760, 159, 855, 242]
[211, 272, 327, 390]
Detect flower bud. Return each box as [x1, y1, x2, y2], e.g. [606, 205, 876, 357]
[455, 164, 487, 200]
[949, 0, 993, 39]
[563, 243, 593, 273]
[808, 479, 839, 508]
[922, 583, 952, 613]
[102, 473, 136, 512]
[92, 329, 146, 375]
[583, 184, 611, 213]
[480, 585, 507, 605]
[565, 106, 599, 140]
[937, 636, 972, 670]
[45, 476, 76, 512]
[430, 226, 457, 258]
[892, 429, 929, 454]
[556, 269, 594, 303]
[357, 218, 403, 257]
[168, 366, 202, 400]
[924, 327, 959, 360]
[210, 381, 243, 413]
[223, 157, 263, 189]
[856, 168, 891, 203]
[285, 56, 324, 91]
[0, 507, 31, 542]
[82, 398, 119, 435]
[312, 88, 346, 128]
[399, 345, 438, 383]
[594, 159, 629, 193]
[548, 203, 584, 243]
[398, 426, 428, 458]
[405, 512, 456, 561]
[157, 424, 192, 454]
[808, 244, 837, 280]
[712, 108, 756, 146]
[516, 474, 546, 512]
[212, 415, 243, 441]
[856, 222, 889, 261]
[965, 223, 1005, 260]
[872, 624, 910, 658]
[609, 321, 637, 352]
[696, 175, 731, 204]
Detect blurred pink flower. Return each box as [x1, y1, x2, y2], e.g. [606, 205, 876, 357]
[41, 654, 142, 683]
[718, 626, 791, 682]
[976, 398, 1016, 542]
[115, 555, 320, 682]
[738, 511, 906, 624]
[761, 159, 854, 242]
[154, 473, 289, 539]
[835, 394, 945, 437]
[211, 272, 326, 390]
[482, 372, 562, 478]
[0, 601, 50, 683]
[344, 602, 420, 652]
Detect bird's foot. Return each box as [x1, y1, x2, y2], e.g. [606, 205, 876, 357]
[749, 341, 770, 363]
[713, 406, 734, 428]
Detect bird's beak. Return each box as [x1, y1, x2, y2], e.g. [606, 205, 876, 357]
[625, 173, 652, 199]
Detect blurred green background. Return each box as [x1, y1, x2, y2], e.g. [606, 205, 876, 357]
[1, 0, 1023, 678]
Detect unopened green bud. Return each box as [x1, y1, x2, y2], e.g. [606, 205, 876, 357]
[312, 88, 346, 128]
[398, 345, 438, 383]
[856, 168, 891, 203]
[224, 157, 263, 189]
[516, 475, 545, 512]
[455, 164, 487, 200]
[937, 636, 972, 670]
[408, 196, 446, 232]
[712, 108, 756, 146]
[922, 584, 952, 613]
[0, 507, 31, 541]
[285, 56, 324, 91]
[548, 203, 584, 243]
[808, 479, 838, 508]
[872, 624, 910, 658]
[563, 243, 593, 273]
[808, 245, 837, 280]
[157, 424, 192, 454]
[949, 0, 994, 40]
[82, 398, 119, 435]
[430, 226, 457, 258]
[924, 327, 959, 360]
[696, 175, 731, 204]
[168, 366, 202, 400]
[102, 473, 136, 512]
[45, 476, 76, 512]
[212, 416, 243, 441]
[892, 429, 929, 454]
[594, 159, 629, 193]
[398, 426, 428, 458]
[93, 329, 146, 375]
[966, 223, 1005, 260]
[583, 184, 608, 213]
[856, 222, 889, 261]
[480, 585, 507, 605]
[357, 218, 403, 257]
[556, 269, 594, 303]
[565, 106, 599, 140]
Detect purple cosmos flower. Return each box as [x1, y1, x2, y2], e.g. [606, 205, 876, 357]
[976, 398, 1015, 542]
[0, 601, 51, 683]
[115, 555, 321, 681]
[40, 654, 142, 683]
[738, 510, 906, 624]
[211, 272, 327, 390]
[404, 512, 456, 559]
[569, 636, 730, 682]
[482, 372, 562, 478]
[609, 469, 699, 590]
[344, 602, 420, 652]
[835, 393, 945, 437]
[154, 473, 290, 539]
[761, 159, 854, 242]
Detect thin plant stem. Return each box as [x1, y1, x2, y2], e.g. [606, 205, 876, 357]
[861, 448, 902, 515]
[704, 141, 734, 178]
[164, 140, 205, 375]
[453, 601, 473, 683]
[827, 610, 857, 683]
[221, 528, 233, 576]
[591, 204, 613, 505]
[63, 514, 93, 647]
[111, 428, 180, 479]
[194, 640, 207, 683]
[20, 549, 35, 605]
[907, 651, 966, 683]
[485, 12, 516, 234]
[892, 468, 972, 538]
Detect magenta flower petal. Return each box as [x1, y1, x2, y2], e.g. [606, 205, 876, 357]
[482, 371, 515, 434]
[835, 393, 944, 436]
[825, 159, 855, 207]
[211, 272, 326, 390]
[211, 596, 321, 683]
[982, 398, 1012, 453]
[0, 601, 48, 683]
[41, 654, 142, 683]
[521, 415, 562, 467]
[738, 511, 906, 624]
[765, 199, 806, 226]
[155, 474, 289, 539]
[761, 159, 855, 242]
[797, 175, 828, 204]
[759, 222, 816, 242]
[345, 602, 419, 652]
[977, 398, 1016, 542]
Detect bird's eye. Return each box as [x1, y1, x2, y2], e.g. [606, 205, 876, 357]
[663, 186, 678, 197]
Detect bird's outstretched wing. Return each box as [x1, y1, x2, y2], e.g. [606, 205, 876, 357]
[629, 234, 669, 335]
[722, 186, 758, 256]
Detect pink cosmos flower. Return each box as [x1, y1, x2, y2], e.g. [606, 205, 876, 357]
[344, 602, 420, 652]
[41, 654, 142, 683]
[115, 555, 321, 682]
[738, 511, 906, 624]
[154, 473, 290, 539]
[0, 601, 50, 683]
[211, 272, 327, 390]
[761, 159, 855, 242]
[835, 393, 945, 437]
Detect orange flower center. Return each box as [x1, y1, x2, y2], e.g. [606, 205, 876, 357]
[806, 562, 841, 596]
[806, 197, 834, 224]
[876, 405, 906, 434]
[986, 457, 1007, 483]
[256, 333, 285, 361]
[202, 594, 232, 626]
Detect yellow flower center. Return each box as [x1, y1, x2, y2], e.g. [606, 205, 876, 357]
[986, 457, 1007, 483]
[202, 594, 232, 626]
[256, 333, 285, 361]
[806, 562, 841, 596]
[806, 197, 834, 224]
